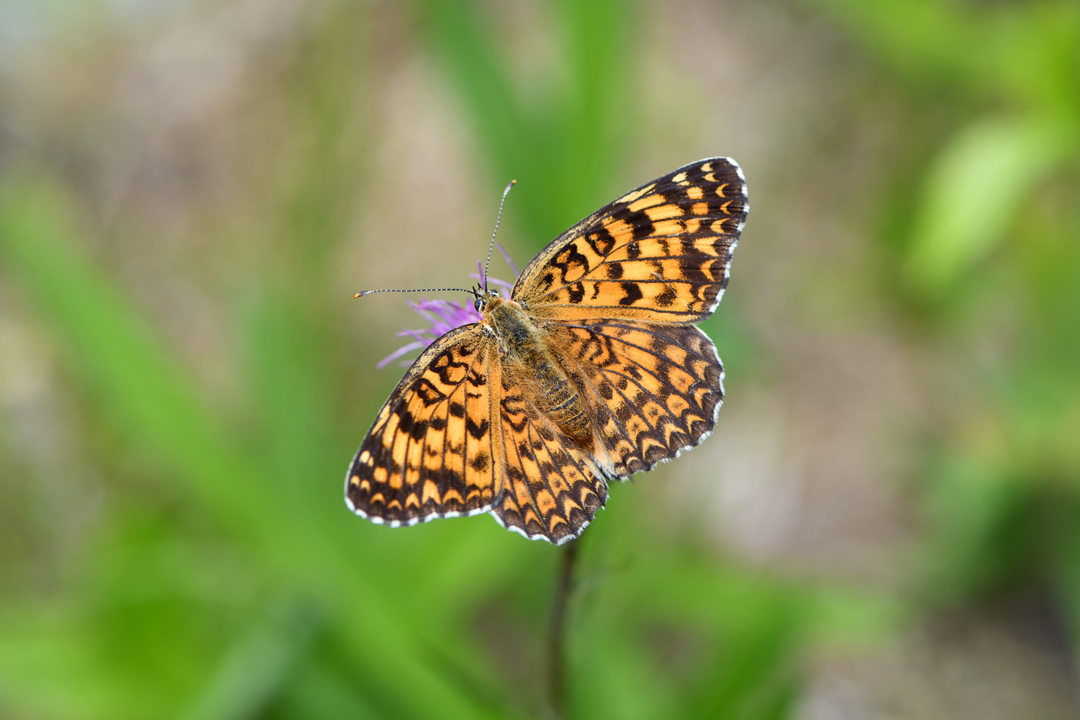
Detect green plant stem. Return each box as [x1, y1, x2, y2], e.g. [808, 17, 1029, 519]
[547, 538, 580, 718]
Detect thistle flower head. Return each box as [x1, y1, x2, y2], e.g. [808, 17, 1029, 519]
[377, 257, 516, 369]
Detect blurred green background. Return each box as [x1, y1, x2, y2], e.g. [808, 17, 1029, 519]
[1, 0, 1079, 718]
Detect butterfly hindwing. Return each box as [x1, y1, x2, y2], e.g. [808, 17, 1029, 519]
[545, 321, 724, 479]
[512, 157, 747, 323]
[491, 366, 609, 544]
[345, 325, 502, 526]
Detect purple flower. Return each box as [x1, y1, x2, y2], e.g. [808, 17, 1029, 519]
[377, 257, 517, 369]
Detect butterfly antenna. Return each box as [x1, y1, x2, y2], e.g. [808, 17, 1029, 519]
[354, 287, 474, 299]
[483, 179, 517, 293]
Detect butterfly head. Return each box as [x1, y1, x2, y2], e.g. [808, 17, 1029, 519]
[470, 284, 502, 313]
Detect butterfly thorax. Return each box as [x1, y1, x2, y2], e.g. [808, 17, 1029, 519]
[483, 297, 592, 448]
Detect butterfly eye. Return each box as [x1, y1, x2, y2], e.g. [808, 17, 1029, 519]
[474, 298, 483, 312]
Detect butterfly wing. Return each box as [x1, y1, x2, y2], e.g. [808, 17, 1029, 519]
[544, 320, 725, 479]
[345, 325, 503, 526]
[512, 157, 747, 323]
[490, 364, 610, 544]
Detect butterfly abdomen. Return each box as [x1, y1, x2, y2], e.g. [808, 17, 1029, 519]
[485, 298, 592, 447]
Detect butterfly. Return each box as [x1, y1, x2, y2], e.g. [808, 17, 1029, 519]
[346, 158, 748, 544]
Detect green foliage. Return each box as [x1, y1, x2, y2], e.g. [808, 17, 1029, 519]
[904, 115, 1071, 296]
[1, 0, 1079, 717]
[416, 0, 636, 242]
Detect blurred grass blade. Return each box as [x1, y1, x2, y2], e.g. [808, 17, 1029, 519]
[0, 177, 504, 720]
[903, 115, 1068, 297]
[686, 596, 800, 718]
[414, 0, 636, 243]
[182, 600, 321, 720]
[415, 0, 527, 179]
[812, 0, 976, 84]
[922, 453, 1032, 600]
[0, 178, 270, 535]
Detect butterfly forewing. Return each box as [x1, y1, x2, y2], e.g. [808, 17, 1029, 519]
[513, 158, 747, 323]
[346, 325, 502, 525]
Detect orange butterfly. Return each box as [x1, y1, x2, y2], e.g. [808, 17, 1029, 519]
[346, 158, 748, 544]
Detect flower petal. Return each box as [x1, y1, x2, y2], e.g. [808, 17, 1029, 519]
[376, 340, 426, 369]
